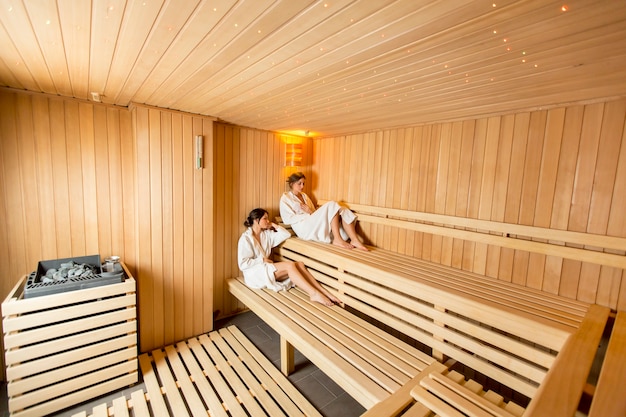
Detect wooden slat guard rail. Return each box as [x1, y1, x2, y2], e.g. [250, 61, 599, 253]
[319, 200, 626, 269]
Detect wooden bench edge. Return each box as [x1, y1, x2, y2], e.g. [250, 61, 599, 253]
[588, 310, 626, 417]
[523, 304, 611, 417]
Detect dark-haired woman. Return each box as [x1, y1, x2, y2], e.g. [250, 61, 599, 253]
[237, 208, 340, 306]
[279, 172, 367, 250]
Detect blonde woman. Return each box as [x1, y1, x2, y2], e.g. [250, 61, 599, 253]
[279, 172, 367, 250]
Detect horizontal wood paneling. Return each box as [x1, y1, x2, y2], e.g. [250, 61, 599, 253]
[310, 98, 626, 310]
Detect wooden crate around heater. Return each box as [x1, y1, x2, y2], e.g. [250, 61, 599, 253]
[1, 264, 138, 417]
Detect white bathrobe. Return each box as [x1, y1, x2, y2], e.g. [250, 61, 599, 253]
[237, 224, 293, 291]
[279, 191, 356, 243]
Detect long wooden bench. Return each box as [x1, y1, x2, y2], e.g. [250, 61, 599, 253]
[228, 201, 621, 415]
[228, 277, 438, 409]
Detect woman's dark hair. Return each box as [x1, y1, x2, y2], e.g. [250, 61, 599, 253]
[244, 208, 268, 227]
[286, 171, 306, 187]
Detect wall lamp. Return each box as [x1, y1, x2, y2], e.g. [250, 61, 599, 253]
[285, 143, 303, 167]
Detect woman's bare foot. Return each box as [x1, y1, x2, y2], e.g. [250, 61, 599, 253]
[327, 293, 342, 304]
[352, 242, 369, 251]
[310, 292, 334, 306]
[332, 238, 354, 249]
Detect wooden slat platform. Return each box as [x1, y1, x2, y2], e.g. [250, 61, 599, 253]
[73, 325, 322, 417]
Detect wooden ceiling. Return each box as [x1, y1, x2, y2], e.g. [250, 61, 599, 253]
[1, 0, 625, 137]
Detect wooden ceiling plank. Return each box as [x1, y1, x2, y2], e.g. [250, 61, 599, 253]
[0, 20, 36, 91]
[192, 0, 479, 114]
[103, 0, 166, 102]
[0, 0, 54, 92]
[23, 0, 73, 97]
[298, 59, 626, 135]
[112, 0, 204, 105]
[89, 0, 126, 98]
[167, 0, 364, 111]
[271, 27, 626, 120]
[57, 0, 92, 99]
[226, 18, 626, 131]
[216, 0, 617, 120]
[143, 0, 277, 106]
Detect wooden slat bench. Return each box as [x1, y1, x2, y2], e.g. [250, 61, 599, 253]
[263, 201, 618, 414]
[73, 325, 322, 417]
[277, 238, 608, 400]
[228, 277, 438, 409]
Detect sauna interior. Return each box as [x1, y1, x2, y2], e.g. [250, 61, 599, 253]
[0, 0, 625, 413]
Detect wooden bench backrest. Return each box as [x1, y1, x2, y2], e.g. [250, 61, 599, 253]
[318, 200, 626, 270]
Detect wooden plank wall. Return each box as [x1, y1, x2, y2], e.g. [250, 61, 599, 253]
[212, 123, 312, 318]
[310, 99, 626, 311]
[131, 104, 214, 353]
[1, 87, 625, 375]
[0, 90, 135, 301]
[0, 90, 216, 362]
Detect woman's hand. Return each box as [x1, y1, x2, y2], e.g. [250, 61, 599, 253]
[300, 203, 312, 214]
[264, 257, 274, 264]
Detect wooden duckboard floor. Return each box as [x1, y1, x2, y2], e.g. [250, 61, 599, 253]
[72, 325, 322, 417]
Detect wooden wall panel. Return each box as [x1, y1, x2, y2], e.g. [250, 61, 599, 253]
[131, 104, 214, 352]
[0, 91, 217, 360]
[310, 98, 626, 310]
[0, 90, 136, 299]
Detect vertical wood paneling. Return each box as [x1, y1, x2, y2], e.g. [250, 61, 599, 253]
[0, 90, 138, 377]
[485, 114, 514, 279]
[311, 98, 626, 311]
[131, 105, 214, 352]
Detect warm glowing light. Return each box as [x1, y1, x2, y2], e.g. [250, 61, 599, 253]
[561, 5, 569, 11]
[285, 143, 303, 167]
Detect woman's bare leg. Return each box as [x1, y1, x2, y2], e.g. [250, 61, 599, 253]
[273, 261, 334, 306]
[342, 220, 368, 251]
[331, 213, 354, 249]
[295, 262, 341, 304]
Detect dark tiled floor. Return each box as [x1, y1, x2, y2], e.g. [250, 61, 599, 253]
[0, 310, 364, 417]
